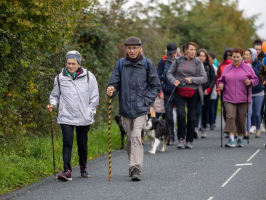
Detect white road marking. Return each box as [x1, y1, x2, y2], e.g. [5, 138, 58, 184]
[207, 196, 214, 200]
[221, 168, 241, 188]
[247, 149, 260, 162]
[235, 163, 253, 166]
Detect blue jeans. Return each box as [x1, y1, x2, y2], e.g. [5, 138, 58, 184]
[246, 96, 264, 131]
[209, 98, 218, 126]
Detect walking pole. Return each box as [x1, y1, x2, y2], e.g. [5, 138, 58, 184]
[221, 90, 223, 148]
[246, 86, 249, 144]
[49, 111, 56, 176]
[107, 97, 112, 181]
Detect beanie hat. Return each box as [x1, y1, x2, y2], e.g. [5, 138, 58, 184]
[124, 36, 142, 46]
[66, 50, 82, 65]
[167, 42, 177, 54]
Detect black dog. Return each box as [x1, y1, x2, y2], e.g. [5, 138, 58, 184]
[115, 115, 126, 149]
[143, 117, 169, 154]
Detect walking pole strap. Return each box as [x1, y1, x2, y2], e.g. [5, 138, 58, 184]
[107, 97, 112, 181]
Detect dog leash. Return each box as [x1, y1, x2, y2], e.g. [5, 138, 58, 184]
[165, 81, 186, 107]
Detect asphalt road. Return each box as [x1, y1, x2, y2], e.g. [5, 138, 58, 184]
[1, 117, 266, 200]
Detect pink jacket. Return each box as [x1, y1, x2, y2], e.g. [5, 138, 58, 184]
[217, 62, 258, 103]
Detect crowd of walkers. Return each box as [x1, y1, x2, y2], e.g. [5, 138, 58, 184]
[47, 36, 266, 182]
[155, 39, 266, 149]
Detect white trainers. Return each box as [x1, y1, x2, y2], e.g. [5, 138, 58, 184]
[250, 126, 256, 134]
[260, 123, 265, 132]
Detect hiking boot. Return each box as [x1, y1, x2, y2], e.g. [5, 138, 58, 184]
[80, 166, 91, 178]
[131, 167, 142, 181]
[57, 169, 72, 181]
[185, 142, 193, 149]
[236, 138, 244, 148]
[201, 129, 207, 139]
[177, 139, 185, 149]
[129, 166, 135, 177]
[225, 139, 236, 148]
[255, 130, 261, 138]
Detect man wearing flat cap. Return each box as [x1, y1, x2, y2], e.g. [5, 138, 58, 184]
[107, 36, 161, 181]
[47, 50, 99, 181]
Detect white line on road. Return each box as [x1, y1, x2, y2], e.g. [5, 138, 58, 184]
[207, 197, 214, 200]
[221, 168, 241, 188]
[247, 149, 260, 162]
[235, 163, 253, 166]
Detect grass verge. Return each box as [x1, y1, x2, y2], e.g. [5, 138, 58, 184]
[0, 122, 121, 195]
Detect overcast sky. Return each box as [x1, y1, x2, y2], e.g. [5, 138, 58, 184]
[109, 0, 266, 39]
[237, 0, 266, 39]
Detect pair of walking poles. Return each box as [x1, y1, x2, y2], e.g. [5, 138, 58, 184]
[48, 99, 113, 181]
[220, 86, 250, 147]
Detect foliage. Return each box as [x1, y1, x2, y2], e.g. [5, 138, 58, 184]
[0, 0, 260, 194]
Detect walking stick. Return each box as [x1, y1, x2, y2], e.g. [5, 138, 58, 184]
[49, 111, 56, 176]
[246, 86, 249, 144]
[221, 90, 223, 148]
[107, 97, 112, 181]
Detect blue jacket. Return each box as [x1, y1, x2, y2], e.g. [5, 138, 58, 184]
[252, 59, 264, 94]
[157, 55, 175, 95]
[108, 55, 161, 119]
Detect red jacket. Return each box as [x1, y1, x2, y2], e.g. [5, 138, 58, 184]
[216, 60, 232, 95]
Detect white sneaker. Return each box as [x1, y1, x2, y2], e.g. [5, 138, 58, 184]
[250, 126, 256, 134]
[260, 123, 265, 132]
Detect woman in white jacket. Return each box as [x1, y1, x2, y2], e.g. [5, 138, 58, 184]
[47, 50, 99, 181]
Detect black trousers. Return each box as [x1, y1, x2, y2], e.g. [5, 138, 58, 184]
[201, 94, 211, 129]
[174, 91, 200, 143]
[164, 94, 176, 141]
[60, 124, 90, 172]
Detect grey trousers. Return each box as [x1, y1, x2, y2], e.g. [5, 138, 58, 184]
[121, 115, 146, 169]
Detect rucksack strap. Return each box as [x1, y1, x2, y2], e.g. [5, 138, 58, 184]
[57, 70, 90, 94]
[57, 75, 61, 94]
[119, 57, 149, 73]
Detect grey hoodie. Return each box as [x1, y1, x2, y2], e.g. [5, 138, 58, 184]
[49, 68, 99, 126]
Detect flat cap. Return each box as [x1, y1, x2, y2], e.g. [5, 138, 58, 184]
[124, 36, 142, 46]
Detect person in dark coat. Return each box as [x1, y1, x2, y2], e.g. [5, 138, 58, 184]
[107, 36, 161, 181]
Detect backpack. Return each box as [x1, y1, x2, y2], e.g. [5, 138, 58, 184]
[161, 55, 170, 83]
[57, 70, 90, 94]
[119, 57, 149, 73]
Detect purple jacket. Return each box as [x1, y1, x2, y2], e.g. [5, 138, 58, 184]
[217, 62, 258, 103]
